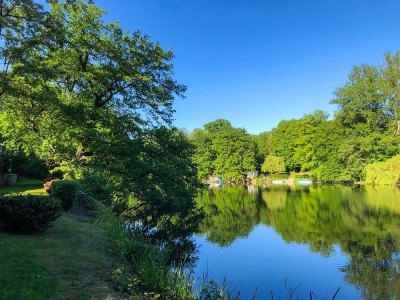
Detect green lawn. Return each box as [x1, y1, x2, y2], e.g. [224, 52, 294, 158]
[0, 212, 123, 299]
[0, 176, 46, 195]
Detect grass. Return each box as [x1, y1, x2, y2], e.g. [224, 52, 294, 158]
[0, 211, 122, 299]
[0, 176, 46, 195]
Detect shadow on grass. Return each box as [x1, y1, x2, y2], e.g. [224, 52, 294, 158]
[0, 176, 46, 195]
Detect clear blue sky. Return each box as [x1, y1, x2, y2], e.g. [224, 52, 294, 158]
[95, 0, 400, 134]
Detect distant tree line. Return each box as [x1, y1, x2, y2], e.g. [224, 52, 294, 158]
[190, 53, 400, 184]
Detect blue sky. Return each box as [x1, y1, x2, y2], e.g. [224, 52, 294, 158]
[95, 0, 400, 134]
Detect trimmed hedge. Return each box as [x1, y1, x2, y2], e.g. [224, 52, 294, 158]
[0, 195, 62, 232]
[50, 180, 79, 211]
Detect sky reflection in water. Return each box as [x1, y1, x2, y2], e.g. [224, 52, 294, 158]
[194, 185, 400, 299]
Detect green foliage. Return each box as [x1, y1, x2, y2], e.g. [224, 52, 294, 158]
[190, 128, 215, 180]
[0, 1, 185, 169]
[0, 1, 200, 221]
[365, 155, 400, 185]
[265, 119, 300, 172]
[50, 180, 79, 211]
[79, 171, 112, 206]
[332, 64, 390, 131]
[262, 155, 286, 174]
[0, 194, 61, 232]
[9, 153, 49, 179]
[260, 52, 400, 183]
[243, 53, 400, 183]
[194, 273, 240, 300]
[191, 119, 257, 180]
[0, 156, 4, 173]
[266, 111, 330, 174]
[98, 206, 187, 297]
[268, 173, 289, 180]
[98, 206, 239, 299]
[254, 131, 271, 166]
[92, 127, 199, 211]
[331, 53, 400, 134]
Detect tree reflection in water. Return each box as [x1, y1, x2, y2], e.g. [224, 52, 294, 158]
[124, 200, 204, 266]
[196, 185, 400, 299]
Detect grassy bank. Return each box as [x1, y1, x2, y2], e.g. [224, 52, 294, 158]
[0, 211, 122, 299]
[0, 176, 46, 195]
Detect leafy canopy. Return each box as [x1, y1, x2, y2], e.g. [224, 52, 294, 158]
[190, 119, 257, 180]
[261, 155, 286, 174]
[0, 0, 185, 172]
[0, 1, 199, 218]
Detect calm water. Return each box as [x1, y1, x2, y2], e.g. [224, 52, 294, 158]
[194, 185, 400, 299]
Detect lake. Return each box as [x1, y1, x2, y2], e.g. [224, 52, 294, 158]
[194, 185, 400, 299]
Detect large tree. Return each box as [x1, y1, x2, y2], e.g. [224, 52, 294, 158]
[0, 1, 198, 214]
[330, 53, 400, 181]
[0, 0, 185, 169]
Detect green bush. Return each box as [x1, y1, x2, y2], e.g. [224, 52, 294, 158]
[365, 155, 400, 185]
[50, 180, 79, 211]
[0, 195, 62, 232]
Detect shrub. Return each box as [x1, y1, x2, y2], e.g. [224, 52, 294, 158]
[365, 155, 400, 185]
[0, 194, 62, 232]
[43, 178, 60, 193]
[50, 180, 79, 211]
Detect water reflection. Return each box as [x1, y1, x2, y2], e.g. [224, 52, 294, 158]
[124, 200, 203, 266]
[196, 185, 400, 299]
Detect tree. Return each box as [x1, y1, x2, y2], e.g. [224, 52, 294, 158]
[0, 1, 185, 174]
[292, 110, 329, 172]
[190, 119, 257, 180]
[261, 155, 285, 174]
[380, 53, 400, 135]
[190, 128, 215, 180]
[0, 1, 198, 217]
[329, 53, 400, 181]
[266, 119, 301, 172]
[331, 64, 390, 131]
[254, 131, 271, 168]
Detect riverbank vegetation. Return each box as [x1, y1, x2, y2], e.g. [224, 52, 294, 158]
[0, 0, 399, 298]
[0, 179, 239, 299]
[0, 1, 235, 298]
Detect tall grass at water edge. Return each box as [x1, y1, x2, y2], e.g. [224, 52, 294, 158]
[96, 205, 241, 299]
[96, 205, 340, 300]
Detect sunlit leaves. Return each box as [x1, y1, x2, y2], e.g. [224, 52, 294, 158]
[190, 119, 257, 180]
